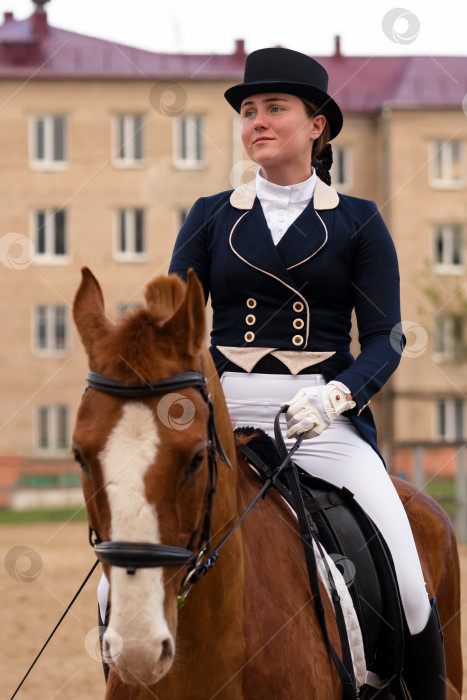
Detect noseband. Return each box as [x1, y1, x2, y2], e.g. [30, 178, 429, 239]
[85, 370, 230, 576]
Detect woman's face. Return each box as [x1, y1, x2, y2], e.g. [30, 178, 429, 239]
[240, 92, 325, 183]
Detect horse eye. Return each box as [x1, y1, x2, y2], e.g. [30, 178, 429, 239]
[72, 446, 88, 473]
[185, 452, 205, 478]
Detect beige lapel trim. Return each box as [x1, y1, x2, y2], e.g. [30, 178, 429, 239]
[217, 346, 275, 373]
[314, 177, 339, 210]
[229, 176, 339, 211]
[216, 346, 336, 375]
[271, 350, 335, 374]
[230, 179, 257, 210]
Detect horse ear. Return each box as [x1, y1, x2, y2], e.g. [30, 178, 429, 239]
[144, 273, 186, 319]
[163, 269, 206, 357]
[72, 267, 113, 360]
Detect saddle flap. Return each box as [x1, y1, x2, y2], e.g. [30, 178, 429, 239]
[235, 427, 406, 680]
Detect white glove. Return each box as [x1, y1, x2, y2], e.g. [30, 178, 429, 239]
[283, 381, 356, 439]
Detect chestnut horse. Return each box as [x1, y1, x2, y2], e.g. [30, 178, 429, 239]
[72, 267, 462, 699]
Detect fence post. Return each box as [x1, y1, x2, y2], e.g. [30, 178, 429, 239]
[455, 444, 466, 543]
[413, 445, 424, 489]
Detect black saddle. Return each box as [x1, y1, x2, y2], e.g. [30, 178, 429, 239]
[235, 427, 408, 693]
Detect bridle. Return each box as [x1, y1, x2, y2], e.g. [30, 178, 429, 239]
[85, 369, 231, 583]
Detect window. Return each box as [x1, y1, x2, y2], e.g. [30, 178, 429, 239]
[30, 115, 67, 169]
[114, 114, 144, 166]
[430, 140, 463, 187]
[34, 305, 69, 354]
[330, 146, 351, 188]
[33, 209, 68, 263]
[114, 209, 146, 261]
[174, 115, 204, 167]
[179, 208, 189, 226]
[434, 224, 464, 272]
[435, 398, 465, 442]
[433, 314, 466, 361]
[36, 405, 69, 452]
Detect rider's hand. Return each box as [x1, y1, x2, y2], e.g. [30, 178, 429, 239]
[283, 381, 356, 439]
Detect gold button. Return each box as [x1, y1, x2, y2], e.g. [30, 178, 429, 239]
[292, 335, 304, 346]
[244, 331, 255, 343]
[246, 298, 257, 309]
[293, 318, 304, 330]
[245, 314, 256, 326]
[293, 301, 304, 312]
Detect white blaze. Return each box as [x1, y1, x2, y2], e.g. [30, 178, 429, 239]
[99, 403, 173, 684]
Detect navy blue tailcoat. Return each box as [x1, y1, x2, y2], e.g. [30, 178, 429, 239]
[169, 177, 404, 456]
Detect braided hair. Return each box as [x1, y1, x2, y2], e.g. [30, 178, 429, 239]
[302, 99, 333, 185]
[312, 143, 333, 186]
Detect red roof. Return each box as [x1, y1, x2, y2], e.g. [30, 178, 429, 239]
[1, 9, 466, 113]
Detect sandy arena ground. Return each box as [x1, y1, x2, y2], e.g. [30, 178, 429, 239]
[1, 520, 467, 700]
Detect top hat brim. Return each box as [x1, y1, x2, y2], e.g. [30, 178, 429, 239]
[224, 80, 343, 140]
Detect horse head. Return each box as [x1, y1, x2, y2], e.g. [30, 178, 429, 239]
[72, 267, 233, 687]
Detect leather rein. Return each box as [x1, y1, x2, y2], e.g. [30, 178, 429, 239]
[85, 369, 358, 698]
[85, 369, 304, 608]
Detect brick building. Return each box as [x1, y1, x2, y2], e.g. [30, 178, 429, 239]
[0, 1, 466, 501]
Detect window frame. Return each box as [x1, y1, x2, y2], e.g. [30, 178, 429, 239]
[31, 209, 69, 265]
[35, 404, 70, 453]
[113, 208, 147, 262]
[434, 397, 465, 442]
[433, 313, 466, 362]
[173, 114, 204, 169]
[33, 304, 70, 356]
[429, 139, 464, 189]
[112, 114, 146, 168]
[330, 145, 352, 190]
[433, 223, 464, 274]
[29, 114, 68, 171]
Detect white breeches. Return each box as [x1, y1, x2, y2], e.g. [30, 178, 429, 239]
[221, 372, 431, 635]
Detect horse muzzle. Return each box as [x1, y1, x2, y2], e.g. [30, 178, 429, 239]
[102, 624, 175, 686]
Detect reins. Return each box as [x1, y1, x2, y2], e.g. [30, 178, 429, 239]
[86, 369, 358, 697]
[9, 560, 100, 700]
[11, 369, 358, 699]
[273, 407, 358, 699]
[176, 430, 307, 606]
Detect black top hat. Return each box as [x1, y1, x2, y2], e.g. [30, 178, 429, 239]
[224, 47, 343, 140]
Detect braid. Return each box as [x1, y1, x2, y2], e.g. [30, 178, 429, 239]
[312, 143, 333, 186]
[301, 99, 333, 185]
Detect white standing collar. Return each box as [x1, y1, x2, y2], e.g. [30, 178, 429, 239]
[255, 169, 317, 205]
[230, 174, 339, 211]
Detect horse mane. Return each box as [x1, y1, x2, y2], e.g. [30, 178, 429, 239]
[91, 273, 203, 382]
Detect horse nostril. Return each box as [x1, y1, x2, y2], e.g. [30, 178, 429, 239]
[161, 638, 174, 661]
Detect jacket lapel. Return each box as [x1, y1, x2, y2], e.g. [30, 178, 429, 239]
[275, 202, 330, 270]
[229, 177, 339, 284]
[230, 197, 299, 286]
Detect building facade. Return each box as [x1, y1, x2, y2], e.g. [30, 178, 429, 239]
[0, 2, 466, 496]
